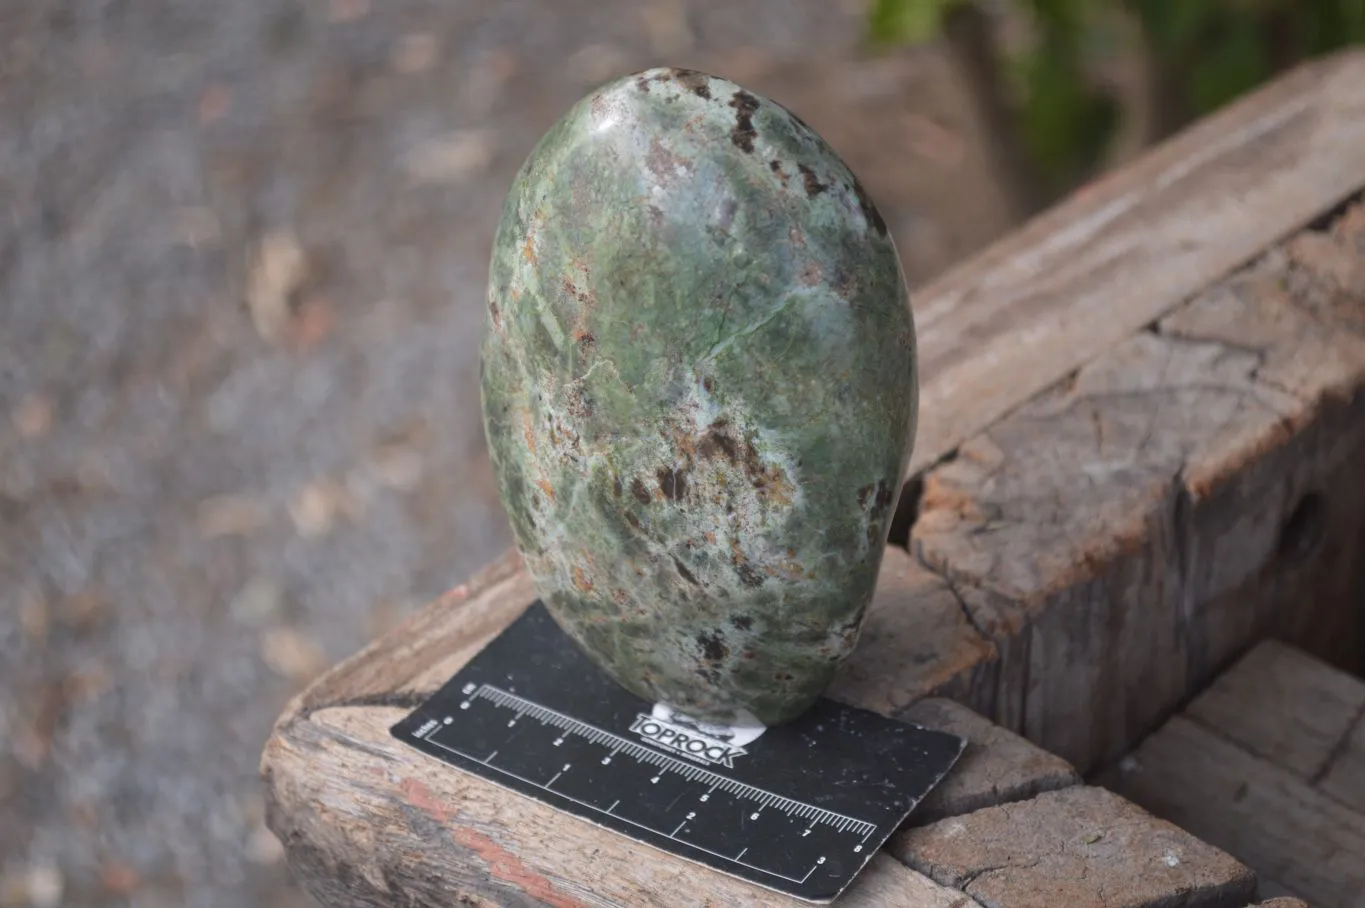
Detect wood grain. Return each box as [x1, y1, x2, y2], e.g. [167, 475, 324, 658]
[908, 48, 1365, 476]
[826, 547, 995, 715]
[1176, 637, 1365, 821]
[1321, 712, 1365, 815]
[899, 698, 1079, 825]
[1186, 640, 1365, 780]
[890, 786, 1257, 908]
[1105, 715, 1365, 908]
[266, 705, 975, 908]
[263, 547, 1000, 906]
[912, 201, 1365, 770]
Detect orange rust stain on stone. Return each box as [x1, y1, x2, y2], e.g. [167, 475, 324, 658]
[452, 826, 586, 908]
[571, 565, 594, 593]
[522, 230, 539, 265]
[536, 478, 556, 500]
[521, 411, 538, 455]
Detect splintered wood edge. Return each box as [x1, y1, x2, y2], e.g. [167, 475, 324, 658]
[908, 48, 1365, 477]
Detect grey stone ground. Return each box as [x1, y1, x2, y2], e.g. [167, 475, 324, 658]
[0, 2, 1011, 905]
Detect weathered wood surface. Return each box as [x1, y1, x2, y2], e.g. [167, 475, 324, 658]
[1105, 641, 1365, 907]
[911, 197, 1365, 770]
[263, 549, 1262, 906]
[1185, 639, 1365, 781]
[1322, 709, 1365, 815]
[899, 697, 1079, 825]
[270, 706, 975, 908]
[890, 786, 1257, 908]
[263, 549, 993, 907]
[908, 47, 1365, 476]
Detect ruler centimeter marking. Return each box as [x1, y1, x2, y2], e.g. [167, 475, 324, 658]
[420, 725, 828, 885]
[394, 602, 969, 903]
[453, 684, 877, 838]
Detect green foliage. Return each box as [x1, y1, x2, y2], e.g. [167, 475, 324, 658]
[1017, 32, 1120, 186]
[867, 0, 970, 45]
[1014, 0, 1119, 188]
[870, 0, 1365, 200]
[1186, 15, 1269, 113]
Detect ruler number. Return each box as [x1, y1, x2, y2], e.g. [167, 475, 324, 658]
[434, 682, 889, 880]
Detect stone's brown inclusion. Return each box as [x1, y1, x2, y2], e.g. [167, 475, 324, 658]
[481, 67, 918, 726]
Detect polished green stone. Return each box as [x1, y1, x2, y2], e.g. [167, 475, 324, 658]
[480, 67, 917, 726]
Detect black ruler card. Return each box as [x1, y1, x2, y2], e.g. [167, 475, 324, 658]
[391, 602, 965, 903]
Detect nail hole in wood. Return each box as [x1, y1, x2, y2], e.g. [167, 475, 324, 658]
[1278, 492, 1326, 563]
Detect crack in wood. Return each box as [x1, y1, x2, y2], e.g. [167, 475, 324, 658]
[1311, 696, 1365, 786]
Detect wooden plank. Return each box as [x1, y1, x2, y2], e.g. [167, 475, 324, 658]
[908, 48, 1365, 476]
[899, 698, 1079, 825]
[889, 786, 1256, 908]
[1105, 715, 1365, 908]
[1185, 640, 1365, 780]
[826, 548, 996, 715]
[910, 200, 1365, 771]
[262, 547, 995, 907]
[266, 705, 976, 908]
[1321, 710, 1365, 816]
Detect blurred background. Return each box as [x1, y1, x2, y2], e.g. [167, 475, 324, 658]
[1, 1, 1361, 905]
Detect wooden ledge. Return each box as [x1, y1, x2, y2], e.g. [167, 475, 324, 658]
[909, 47, 1365, 477]
[262, 550, 998, 907]
[262, 557, 1259, 906]
[910, 194, 1365, 770]
[1103, 640, 1365, 906]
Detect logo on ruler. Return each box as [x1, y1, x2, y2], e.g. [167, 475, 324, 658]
[629, 713, 750, 768]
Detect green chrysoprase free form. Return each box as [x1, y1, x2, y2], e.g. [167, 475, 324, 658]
[481, 68, 917, 726]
